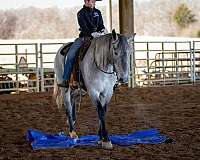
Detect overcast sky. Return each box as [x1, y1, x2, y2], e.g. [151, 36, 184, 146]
[0, 0, 118, 10]
[0, 0, 151, 10]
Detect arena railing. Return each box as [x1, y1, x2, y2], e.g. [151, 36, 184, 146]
[0, 40, 200, 93]
[130, 41, 200, 87]
[193, 41, 200, 83]
[0, 43, 39, 93]
[39, 43, 65, 92]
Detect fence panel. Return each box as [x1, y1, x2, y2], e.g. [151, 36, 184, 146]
[39, 43, 65, 92]
[0, 43, 39, 93]
[193, 41, 200, 82]
[132, 41, 197, 87]
[0, 40, 199, 93]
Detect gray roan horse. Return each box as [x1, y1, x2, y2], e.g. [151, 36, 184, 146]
[53, 30, 134, 149]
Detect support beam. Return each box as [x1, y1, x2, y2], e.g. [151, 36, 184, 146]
[119, 0, 134, 36]
[119, 0, 135, 88]
[106, 0, 112, 32]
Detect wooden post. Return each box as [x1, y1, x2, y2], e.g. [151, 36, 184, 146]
[106, 0, 112, 32]
[119, 0, 135, 87]
[119, 0, 134, 36]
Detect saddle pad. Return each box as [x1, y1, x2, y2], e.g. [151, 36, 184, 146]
[60, 39, 91, 60]
[60, 42, 73, 56]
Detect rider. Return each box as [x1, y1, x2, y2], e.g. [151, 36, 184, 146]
[58, 0, 108, 88]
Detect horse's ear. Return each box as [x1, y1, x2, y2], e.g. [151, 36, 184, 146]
[112, 29, 118, 42]
[127, 33, 136, 43]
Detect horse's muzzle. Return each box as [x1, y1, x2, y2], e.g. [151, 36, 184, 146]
[118, 78, 128, 84]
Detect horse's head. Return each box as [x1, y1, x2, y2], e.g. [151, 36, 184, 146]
[111, 29, 135, 84]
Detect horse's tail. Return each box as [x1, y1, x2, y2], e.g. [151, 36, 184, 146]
[53, 78, 63, 110]
[53, 46, 65, 110]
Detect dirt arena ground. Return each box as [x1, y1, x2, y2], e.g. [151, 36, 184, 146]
[0, 85, 200, 160]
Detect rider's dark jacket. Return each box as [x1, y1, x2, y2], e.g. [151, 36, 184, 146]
[77, 5, 105, 38]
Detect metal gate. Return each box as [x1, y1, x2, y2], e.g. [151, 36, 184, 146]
[39, 43, 64, 92]
[0, 40, 200, 93]
[193, 41, 200, 82]
[0, 43, 39, 93]
[131, 41, 200, 87]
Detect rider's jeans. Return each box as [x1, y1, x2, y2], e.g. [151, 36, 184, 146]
[63, 37, 84, 80]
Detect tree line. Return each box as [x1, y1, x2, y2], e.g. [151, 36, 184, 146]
[0, 0, 199, 39]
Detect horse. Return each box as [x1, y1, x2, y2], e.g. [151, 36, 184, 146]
[53, 29, 134, 149]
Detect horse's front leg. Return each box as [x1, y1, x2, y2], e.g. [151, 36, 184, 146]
[97, 103, 107, 140]
[63, 88, 78, 139]
[96, 101, 113, 149]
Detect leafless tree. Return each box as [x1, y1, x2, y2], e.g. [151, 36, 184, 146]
[0, 0, 199, 39]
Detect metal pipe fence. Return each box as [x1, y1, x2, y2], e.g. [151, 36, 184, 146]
[131, 41, 200, 87]
[0, 40, 199, 93]
[0, 43, 39, 93]
[39, 43, 64, 92]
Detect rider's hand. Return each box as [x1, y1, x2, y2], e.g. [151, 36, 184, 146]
[101, 28, 108, 34]
[91, 32, 102, 38]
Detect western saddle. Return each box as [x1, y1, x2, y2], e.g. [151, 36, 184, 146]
[60, 38, 91, 89]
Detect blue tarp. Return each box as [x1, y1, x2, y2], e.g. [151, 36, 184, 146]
[26, 129, 173, 150]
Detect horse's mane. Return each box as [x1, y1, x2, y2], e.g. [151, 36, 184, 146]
[90, 34, 114, 71]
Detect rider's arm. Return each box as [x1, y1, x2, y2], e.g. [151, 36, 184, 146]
[97, 10, 105, 32]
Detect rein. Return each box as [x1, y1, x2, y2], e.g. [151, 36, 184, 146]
[94, 57, 115, 74]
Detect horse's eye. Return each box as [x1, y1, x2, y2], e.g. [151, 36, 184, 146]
[114, 52, 118, 56]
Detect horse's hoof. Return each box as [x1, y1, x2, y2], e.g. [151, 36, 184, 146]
[101, 141, 113, 150]
[73, 120, 76, 125]
[69, 131, 78, 139]
[97, 140, 102, 145]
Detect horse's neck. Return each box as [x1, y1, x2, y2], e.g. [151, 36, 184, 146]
[80, 38, 116, 96]
[92, 36, 113, 70]
[81, 37, 114, 78]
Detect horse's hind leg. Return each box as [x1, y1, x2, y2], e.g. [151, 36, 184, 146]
[63, 88, 78, 139]
[71, 94, 77, 125]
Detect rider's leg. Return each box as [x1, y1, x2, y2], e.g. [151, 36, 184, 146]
[58, 38, 84, 87]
